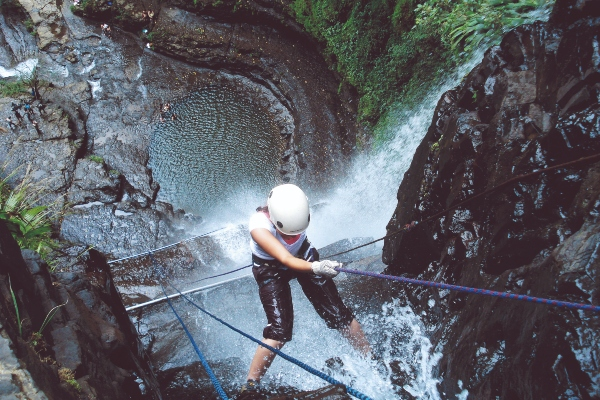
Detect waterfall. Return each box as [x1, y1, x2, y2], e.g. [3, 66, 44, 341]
[0, 57, 38, 78]
[308, 53, 486, 250]
[155, 52, 488, 399]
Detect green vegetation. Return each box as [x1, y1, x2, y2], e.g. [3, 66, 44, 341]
[0, 165, 61, 264]
[415, 0, 553, 54]
[287, 0, 553, 129]
[58, 368, 81, 392]
[24, 18, 37, 36]
[0, 80, 28, 97]
[87, 155, 104, 164]
[29, 300, 68, 347]
[0, 66, 48, 99]
[8, 277, 22, 337]
[38, 300, 67, 336]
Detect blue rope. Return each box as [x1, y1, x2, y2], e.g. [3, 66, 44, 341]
[167, 281, 373, 400]
[336, 267, 600, 312]
[149, 253, 229, 400]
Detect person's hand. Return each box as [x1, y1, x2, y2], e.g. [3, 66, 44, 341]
[311, 260, 341, 278]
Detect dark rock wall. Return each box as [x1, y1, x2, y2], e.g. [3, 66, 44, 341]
[75, 0, 358, 193]
[382, 0, 600, 398]
[0, 221, 162, 399]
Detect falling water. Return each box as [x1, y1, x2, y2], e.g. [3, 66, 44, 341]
[0, 57, 38, 78]
[135, 52, 489, 400]
[307, 52, 487, 250]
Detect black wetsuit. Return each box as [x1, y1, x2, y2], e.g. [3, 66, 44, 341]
[252, 238, 354, 342]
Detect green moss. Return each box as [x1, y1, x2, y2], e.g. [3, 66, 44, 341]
[24, 18, 37, 36]
[58, 368, 81, 392]
[67, 379, 81, 391]
[288, 0, 453, 125]
[87, 155, 104, 164]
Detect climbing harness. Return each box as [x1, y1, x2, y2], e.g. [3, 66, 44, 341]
[166, 280, 373, 400]
[336, 267, 600, 312]
[149, 253, 230, 399]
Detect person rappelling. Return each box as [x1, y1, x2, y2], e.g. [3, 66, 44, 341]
[239, 184, 372, 396]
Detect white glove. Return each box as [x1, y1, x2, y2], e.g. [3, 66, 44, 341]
[311, 260, 341, 278]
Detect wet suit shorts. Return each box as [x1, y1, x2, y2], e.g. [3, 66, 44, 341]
[252, 239, 354, 342]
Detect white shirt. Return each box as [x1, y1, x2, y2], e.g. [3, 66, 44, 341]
[249, 211, 306, 260]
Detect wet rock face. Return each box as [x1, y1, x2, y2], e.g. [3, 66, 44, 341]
[75, 0, 358, 191]
[0, 223, 161, 399]
[383, 0, 600, 397]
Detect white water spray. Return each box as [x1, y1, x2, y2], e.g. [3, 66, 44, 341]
[0, 58, 38, 78]
[308, 52, 486, 250]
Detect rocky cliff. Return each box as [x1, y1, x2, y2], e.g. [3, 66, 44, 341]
[0, 221, 162, 399]
[0, 0, 360, 398]
[382, 0, 600, 397]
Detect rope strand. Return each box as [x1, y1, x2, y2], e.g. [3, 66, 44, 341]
[336, 267, 600, 312]
[149, 254, 229, 399]
[168, 281, 373, 400]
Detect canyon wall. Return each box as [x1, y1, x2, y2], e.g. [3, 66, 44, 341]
[383, 0, 600, 397]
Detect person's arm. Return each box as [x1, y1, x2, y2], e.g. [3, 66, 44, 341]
[251, 228, 312, 272]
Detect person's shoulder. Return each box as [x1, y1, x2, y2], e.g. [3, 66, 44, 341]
[249, 211, 269, 224]
[249, 211, 272, 232]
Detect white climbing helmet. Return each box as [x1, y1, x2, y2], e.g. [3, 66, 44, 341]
[267, 184, 310, 235]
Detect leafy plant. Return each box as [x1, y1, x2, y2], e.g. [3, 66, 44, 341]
[288, 0, 552, 128]
[416, 0, 554, 54]
[23, 18, 37, 36]
[8, 276, 22, 337]
[39, 300, 68, 336]
[0, 165, 61, 262]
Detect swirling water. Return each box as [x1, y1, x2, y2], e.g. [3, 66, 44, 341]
[149, 86, 283, 217]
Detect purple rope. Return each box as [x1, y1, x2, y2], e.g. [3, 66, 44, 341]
[336, 267, 600, 312]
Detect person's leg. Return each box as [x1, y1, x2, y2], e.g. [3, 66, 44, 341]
[246, 261, 294, 384]
[246, 338, 285, 382]
[296, 242, 371, 356]
[340, 318, 371, 356]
